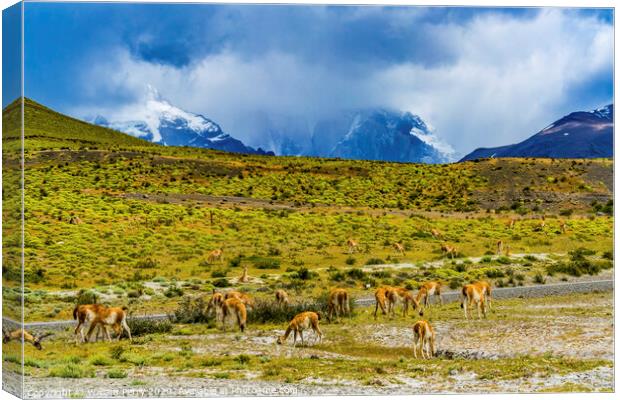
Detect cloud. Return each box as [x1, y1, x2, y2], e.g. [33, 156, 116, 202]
[71, 8, 613, 156]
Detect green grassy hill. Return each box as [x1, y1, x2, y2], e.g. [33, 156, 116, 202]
[1, 98, 613, 321]
[2, 97, 156, 151]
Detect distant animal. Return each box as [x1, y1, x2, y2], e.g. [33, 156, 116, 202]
[412, 320, 435, 359]
[460, 283, 487, 320]
[327, 288, 350, 322]
[224, 291, 255, 310]
[207, 249, 224, 264]
[2, 329, 53, 350]
[430, 229, 442, 239]
[277, 311, 322, 347]
[221, 298, 247, 332]
[415, 281, 443, 308]
[386, 287, 422, 318]
[506, 218, 517, 229]
[393, 242, 405, 255]
[275, 289, 290, 307]
[559, 219, 567, 234]
[373, 286, 391, 320]
[504, 245, 511, 257]
[440, 243, 457, 259]
[346, 239, 358, 254]
[496, 240, 503, 255]
[239, 266, 249, 283]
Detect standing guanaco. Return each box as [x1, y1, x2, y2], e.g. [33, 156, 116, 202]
[415, 281, 443, 308]
[208, 249, 224, 264]
[206, 292, 225, 324]
[393, 242, 405, 255]
[460, 283, 487, 320]
[559, 219, 567, 234]
[474, 280, 493, 311]
[374, 287, 391, 319]
[412, 320, 435, 359]
[221, 298, 247, 332]
[73, 304, 107, 343]
[496, 240, 503, 255]
[2, 329, 53, 350]
[73, 304, 132, 343]
[506, 218, 517, 229]
[386, 287, 423, 318]
[327, 288, 350, 322]
[440, 243, 457, 259]
[277, 311, 322, 347]
[239, 266, 249, 283]
[275, 289, 290, 307]
[346, 239, 358, 254]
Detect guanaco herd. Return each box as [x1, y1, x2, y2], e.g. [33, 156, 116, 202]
[8, 216, 566, 356]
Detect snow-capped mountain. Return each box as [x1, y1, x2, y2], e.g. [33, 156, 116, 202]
[90, 86, 273, 155]
[245, 108, 455, 163]
[460, 104, 613, 161]
[309, 109, 454, 163]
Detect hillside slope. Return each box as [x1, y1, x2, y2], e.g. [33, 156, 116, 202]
[461, 105, 613, 161]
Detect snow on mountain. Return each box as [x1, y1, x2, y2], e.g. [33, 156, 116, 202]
[89, 86, 273, 155]
[460, 104, 613, 161]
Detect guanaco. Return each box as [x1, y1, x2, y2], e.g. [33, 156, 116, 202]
[430, 228, 442, 239]
[393, 242, 405, 255]
[387, 287, 422, 318]
[412, 320, 435, 359]
[74, 304, 132, 342]
[2, 329, 53, 350]
[559, 219, 567, 234]
[225, 290, 255, 309]
[275, 289, 290, 307]
[221, 298, 247, 332]
[206, 292, 225, 323]
[346, 239, 358, 254]
[207, 249, 224, 264]
[504, 245, 511, 257]
[440, 243, 457, 259]
[327, 288, 350, 322]
[496, 240, 503, 255]
[277, 311, 322, 347]
[506, 218, 517, 229]
[460, 283, 487, 320]
[239, 266, 249, 283]
[474, 280, 493, 310]
[374, 286, 391, 319]
[415, 281, 443, 308]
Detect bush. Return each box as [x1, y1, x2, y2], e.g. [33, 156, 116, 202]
[248, 293, 354, 324]
[109, 345, 125, 360]
[345, 257, 356, 265]
[170, 296, 211, 324]
[211, 269, 228, 278]
[76, 289, 98, 305]
[346, 268, 366, 280]
[164, 285, 184, 298]
[533, 272, 546, 284]
[126, 317, 173, 337]
[293, 267, 316, 280]
[496, 256, 511, 265]
[49, 364, 94, 378]
[484, 268, 505, 279]
[252, 257, 280, 270]
[107, 369, 128, 379]
[89, 355, 113, 366]
[212, 278, 230, 287]
[234, 354, 251, 365]
[366, 258, 385, 265]
[135, 258, 158, 269]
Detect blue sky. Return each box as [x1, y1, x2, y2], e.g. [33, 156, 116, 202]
[19, 3, 614, 155]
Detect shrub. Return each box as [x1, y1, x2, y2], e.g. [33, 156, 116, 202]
[484, 268, 505, 279]
[347, 268, 366, 280]
[252, 257, 280, 270]
[135, 258, 158, 269]
[496, 256, 511, 265]
[533, 272, 546, 284]
[109, 345, 125, 360]
[211, 269, 228, 278]
[126, 317, 173, 337]
[293, 267, 316, 280]
[89, 355, 113, 366]
[602, 251, 613, 260]
[170, 296, 211, 324]
[366, 258, 385, 265]
[212, 278, 230, 287]
[107, 369, 128, 379]
[234, 354, 251, 365]
[76, 289, 98, 305]
[164, 285, 184, 298]
[345, 257, 356, 265]
[49, 364, 94, 379]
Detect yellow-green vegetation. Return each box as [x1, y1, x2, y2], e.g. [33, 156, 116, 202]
[0, 98, 613, 321]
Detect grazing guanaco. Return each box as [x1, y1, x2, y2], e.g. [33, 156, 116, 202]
[327, 288, 350, 322]
[239, 266, 249, 283]
[393, 242, 405, 255]
[277, 311, 322, 347]
[207, 249, 224, 264]
[440, 243, 457, 259]
[496, 240, 503, 255]
[373, 286, 391, 319]
[386, 287, 422, 318]
[346, 239, 358, 254]
[412, 320, 435, 359]
[225, 291, 255, 310]
[559, 219, 567, 234]
[274, 289, 290, 307]
[415, 281, 443, 308]
[206, 291, 225, 323]
[221, 297, 247, 332]
[430, 228, 442, 239]
[460, 283, 487, 320]
[2, 329, 53, 350]
[74, 304, 132, 343]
